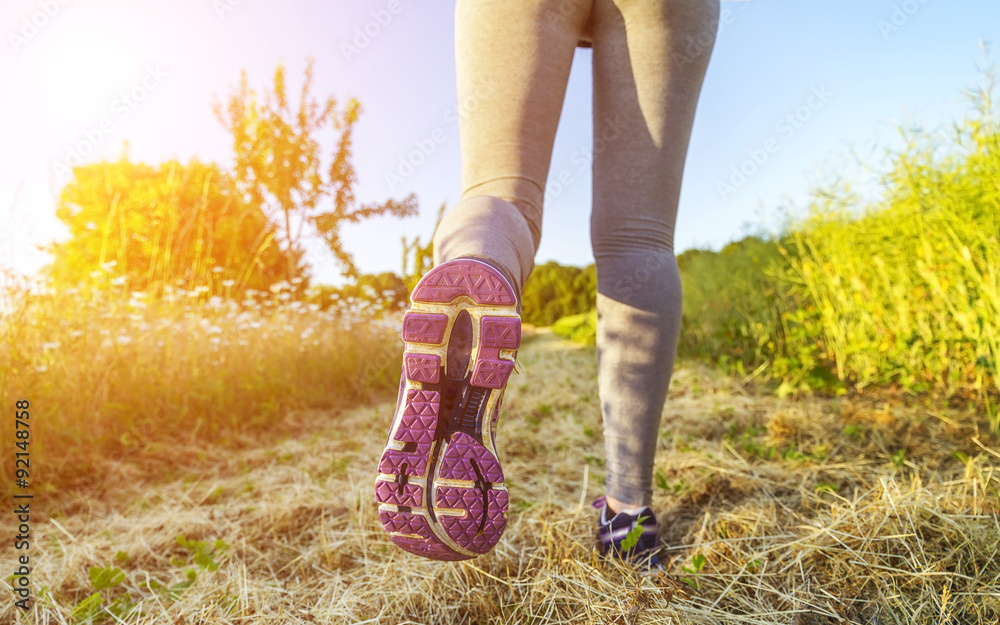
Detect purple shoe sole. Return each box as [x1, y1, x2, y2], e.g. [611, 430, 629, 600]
[375, 259, 520, 560]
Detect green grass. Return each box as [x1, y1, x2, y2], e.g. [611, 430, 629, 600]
[551, 309, 597, 345]
[0, 278, 401, 496]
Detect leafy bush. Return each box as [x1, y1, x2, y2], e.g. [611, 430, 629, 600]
[47, 158, 297, 297]
[520, 261, 596, 326]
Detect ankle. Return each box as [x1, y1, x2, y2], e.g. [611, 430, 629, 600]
[604, 495, 647, 517]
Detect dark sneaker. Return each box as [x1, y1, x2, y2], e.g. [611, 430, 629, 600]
[593, 495, 661, 567]
[375, 258, 521, 561]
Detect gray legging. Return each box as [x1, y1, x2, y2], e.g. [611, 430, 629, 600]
[433, 0, 719, 507]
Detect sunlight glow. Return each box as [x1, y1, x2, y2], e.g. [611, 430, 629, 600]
[27, 11, 154, 150]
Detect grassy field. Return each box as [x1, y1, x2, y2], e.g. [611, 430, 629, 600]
[2, 71, 998, 625]
[3, 328, 998, 624]
[0, 279, 401, 498]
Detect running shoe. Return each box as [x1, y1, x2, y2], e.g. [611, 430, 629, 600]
[593, 495, 661, 567]
[375, 258, 521, 560]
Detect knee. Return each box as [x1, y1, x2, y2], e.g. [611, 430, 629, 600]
[591, 216, 676, 257]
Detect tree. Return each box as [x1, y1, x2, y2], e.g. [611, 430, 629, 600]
[214, 59, 417, 281]
[46, 158, 296, 294]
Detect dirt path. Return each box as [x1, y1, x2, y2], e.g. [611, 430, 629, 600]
[6, 331, 999, 624]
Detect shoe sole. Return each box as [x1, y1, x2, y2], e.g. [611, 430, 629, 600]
[375, 259, 520, 560]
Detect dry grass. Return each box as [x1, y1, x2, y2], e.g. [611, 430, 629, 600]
[3, 330, 999, 624]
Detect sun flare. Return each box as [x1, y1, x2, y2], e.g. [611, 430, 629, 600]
[26, 11, 154, 148]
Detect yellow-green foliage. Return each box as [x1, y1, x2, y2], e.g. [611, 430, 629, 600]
[676, 237, 790, 374]
[551, 309, 598, 345]
[780, 98, 999, 409]
[47, 158, 297, 296]
[0, 277, 401, 495]
[521, 261, 597, 327]
[553, 87, 1000, 433]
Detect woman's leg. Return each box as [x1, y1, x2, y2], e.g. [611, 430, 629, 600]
[590, 0, 719, 511]
[433, 0, 594, 294]
[378, 0, 597, 561]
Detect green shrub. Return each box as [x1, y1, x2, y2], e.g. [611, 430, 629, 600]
[551, 310, 598, 345]
[521, 262, 596, 326]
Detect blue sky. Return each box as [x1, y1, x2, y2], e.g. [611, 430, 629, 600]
[0, 0, 997, 284]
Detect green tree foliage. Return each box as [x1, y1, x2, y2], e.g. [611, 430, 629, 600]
[520, 261, 596, 326]
[214, 58, 418, 281]
[46, 158, 295, 294]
